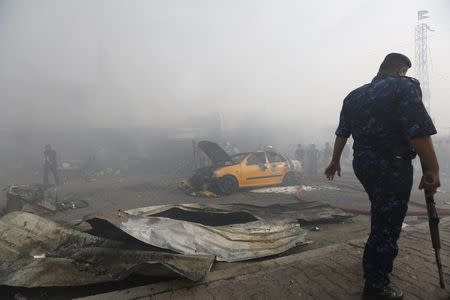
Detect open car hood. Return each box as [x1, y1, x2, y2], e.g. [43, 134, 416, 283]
[197, 141, 232, 165]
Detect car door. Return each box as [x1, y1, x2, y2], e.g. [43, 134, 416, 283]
[240, 152, 272, 187]
[266, 151, 289, 185]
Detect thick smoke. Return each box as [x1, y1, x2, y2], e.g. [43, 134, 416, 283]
[0, 0, 448, 172]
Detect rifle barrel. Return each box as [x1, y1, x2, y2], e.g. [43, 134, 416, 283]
[425, 191, 445, 289]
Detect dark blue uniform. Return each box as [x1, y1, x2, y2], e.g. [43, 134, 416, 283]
[336, 73, 437, 289]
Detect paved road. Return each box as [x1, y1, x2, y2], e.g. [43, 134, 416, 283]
[2, 170, 446, 227]
[49, 174, 301, 222]
[2, 166, 449, 218]
[3, 171, 450, 299]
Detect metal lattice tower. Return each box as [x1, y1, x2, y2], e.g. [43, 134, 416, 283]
[415, 10, 432, 114]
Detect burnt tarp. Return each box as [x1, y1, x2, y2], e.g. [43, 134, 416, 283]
[81, 202, 352, 262]
[0, 212, 214, 287]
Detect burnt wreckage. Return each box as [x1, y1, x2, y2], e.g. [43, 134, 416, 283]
[0, 202, 351, 287]
[190, 141, 301, 195]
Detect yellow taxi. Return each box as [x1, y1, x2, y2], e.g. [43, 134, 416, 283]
[190, 141, 299, 195]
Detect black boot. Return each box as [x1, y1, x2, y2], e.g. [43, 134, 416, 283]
[362, 284, 404, 299]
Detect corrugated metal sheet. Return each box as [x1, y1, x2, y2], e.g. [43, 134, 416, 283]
[0, 212, 214, 287]
[81, 202, 351, 262]
[0, 202, 351, 287]
[85, 211, 306, 262]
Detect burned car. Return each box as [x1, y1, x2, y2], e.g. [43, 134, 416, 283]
[190, 141, 300, 195]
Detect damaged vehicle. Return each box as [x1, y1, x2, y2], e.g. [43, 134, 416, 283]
[190, 141, 301, 195]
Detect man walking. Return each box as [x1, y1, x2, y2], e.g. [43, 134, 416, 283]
[306, 144, 320, 175]
[325, 53, 440, 299]
[43, 144, 59, 186]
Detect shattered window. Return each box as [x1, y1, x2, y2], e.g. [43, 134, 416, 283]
[230, 153, 247, 164]
[246, 152, 267, 165]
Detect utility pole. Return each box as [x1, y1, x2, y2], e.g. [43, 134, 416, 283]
[415, 10, 433, 114]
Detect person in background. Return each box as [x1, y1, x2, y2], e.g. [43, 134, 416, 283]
[306, 144, 320, 175]
[322, 142, 332, 168]
[295, 144, 305, 164]
[43, 144, 59, 186]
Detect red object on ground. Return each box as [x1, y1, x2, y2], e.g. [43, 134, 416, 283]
[294, 185, 450, 217]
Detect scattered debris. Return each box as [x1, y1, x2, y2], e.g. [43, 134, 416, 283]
[0, 212, 214, 287]
[250, 186, 299, 194]
[83, 210, 306, 262]
[0, 198, 352, 289]
[80, 202, 352, 262]
[302, 185, 341, 192]
[302, 185, 317, 192]
[56, 199, 89, 211]
[5, 184, 57, 214]
[178, 179, 219, 198]
[250, 185, 341, 195]
[5, 185, 89, 213]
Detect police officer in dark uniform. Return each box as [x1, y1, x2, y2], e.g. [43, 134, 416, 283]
[325, 53, 440, 299]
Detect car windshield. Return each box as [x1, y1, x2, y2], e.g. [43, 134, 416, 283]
[230, 153, 247, 164]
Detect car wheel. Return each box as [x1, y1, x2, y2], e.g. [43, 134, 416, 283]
[282, 172, 298, 186]
[217, 176, 238, 195]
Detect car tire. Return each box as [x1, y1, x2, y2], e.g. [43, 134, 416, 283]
[217, 176, 239, 195]
[282, 172, 298, 186]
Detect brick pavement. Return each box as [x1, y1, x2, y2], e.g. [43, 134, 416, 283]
[85, 218, 450, 300]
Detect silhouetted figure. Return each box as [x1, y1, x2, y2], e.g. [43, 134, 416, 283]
[43, 144, 59, 185]
[325, 53, 439, 298]
[295, 144, 305, 163]
[306, 144, 320, 175]
[322, 142, 332, 167]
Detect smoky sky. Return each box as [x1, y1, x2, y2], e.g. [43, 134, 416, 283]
[0, 0, 449, 133]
